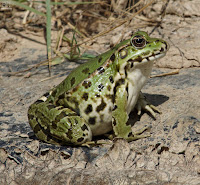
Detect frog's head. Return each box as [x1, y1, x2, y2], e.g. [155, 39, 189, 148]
[117, 31, 169, 69]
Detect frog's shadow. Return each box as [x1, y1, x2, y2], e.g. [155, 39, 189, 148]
[144, 93, 169, 106]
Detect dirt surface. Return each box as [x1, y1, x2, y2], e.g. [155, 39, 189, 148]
[0, 0, 200, 184]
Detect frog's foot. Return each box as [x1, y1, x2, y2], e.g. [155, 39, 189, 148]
[136, 92, 161, 119]
[127, 126, 151, 142]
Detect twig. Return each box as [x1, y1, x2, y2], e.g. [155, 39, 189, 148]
[150, 69, 179, 78]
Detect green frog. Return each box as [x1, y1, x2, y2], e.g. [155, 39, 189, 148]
[28, 31, 169, 145]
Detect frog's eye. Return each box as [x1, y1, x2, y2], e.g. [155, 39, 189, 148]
[131, 36, 146, 48]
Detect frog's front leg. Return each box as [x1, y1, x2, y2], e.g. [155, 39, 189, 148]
[112, 84, 149, 142]
[28, 102, 92, 145]
[136, 92, 161, 118]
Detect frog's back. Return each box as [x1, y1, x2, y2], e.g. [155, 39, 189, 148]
[50, 40, 129, 100]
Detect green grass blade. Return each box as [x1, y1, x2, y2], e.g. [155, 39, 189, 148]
[46, 0, 52, 75]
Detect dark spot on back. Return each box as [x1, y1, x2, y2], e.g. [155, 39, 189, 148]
[110, 54, 115, 62]
[98, 56, 103, 63]
[95, 94, 100, 98]
[98, 83, 104, 92]
[85, 104, 93, 114]
[82, 93, 89, 101]
[97, 67, 105, 74]
[109, 76, 114, 84]
[107, 85, 111, 91]
[82, 68, 90, 74]
[96, 99, 106, 112]
[66, 96, 80, 115]
[72, 86, 79, 92]
[82, 80, 92, 89]
[88, 117, 96, 125]
[71, 77, 76, 87]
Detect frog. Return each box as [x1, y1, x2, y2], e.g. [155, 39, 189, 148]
[28, 31, 169, 145]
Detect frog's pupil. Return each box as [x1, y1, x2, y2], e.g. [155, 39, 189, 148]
[136, 38, 143, 43]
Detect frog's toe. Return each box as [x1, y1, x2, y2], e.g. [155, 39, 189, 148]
[144, 104, 161, 118]
[128, 126, 151, 141]
[134, 125, 151, 135]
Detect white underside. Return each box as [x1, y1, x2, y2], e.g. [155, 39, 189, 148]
[126, 60, 154, 114]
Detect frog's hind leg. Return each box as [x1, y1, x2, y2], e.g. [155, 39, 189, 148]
[28, 102, 92, 145]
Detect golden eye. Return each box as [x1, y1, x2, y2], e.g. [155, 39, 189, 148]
[131, 36, 146, 48]
[119, 49, 127, 59]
